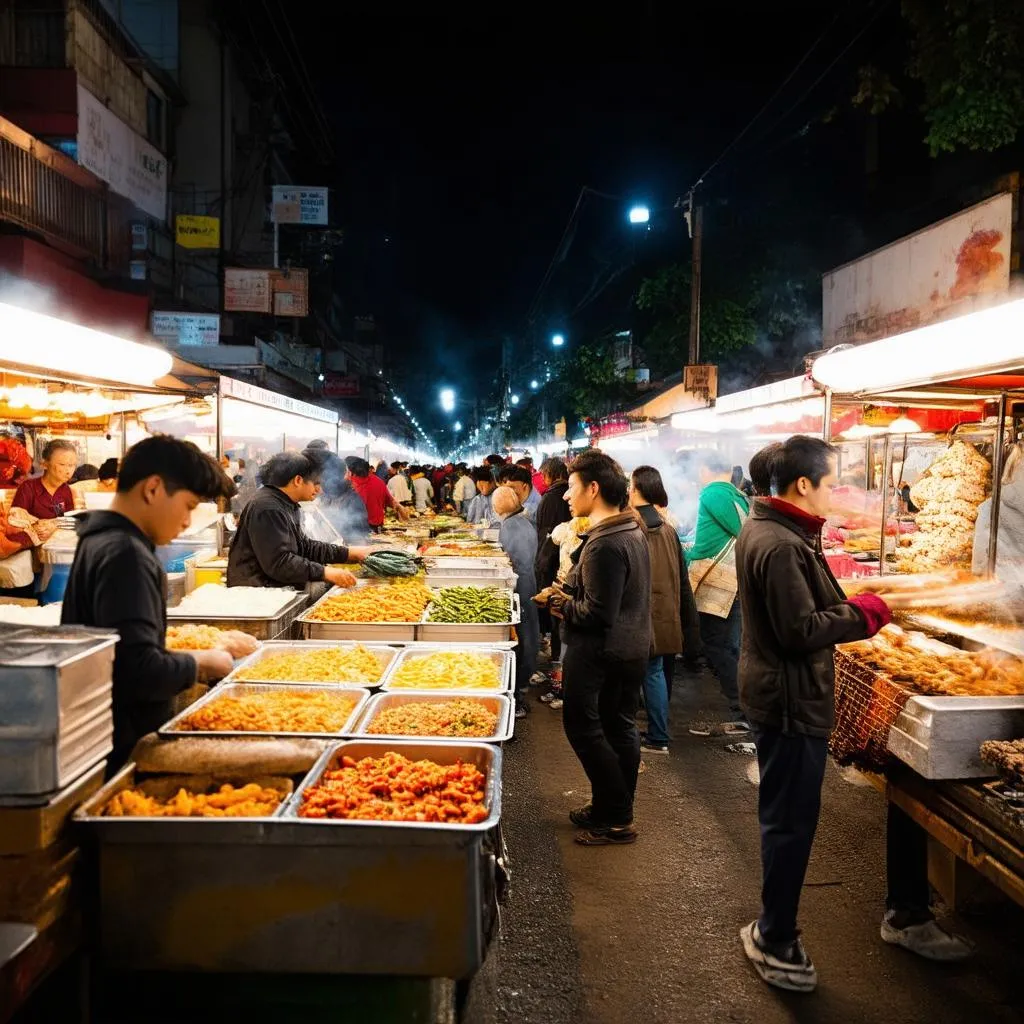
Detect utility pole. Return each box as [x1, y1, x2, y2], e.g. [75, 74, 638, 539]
[686, 189, 703, 365]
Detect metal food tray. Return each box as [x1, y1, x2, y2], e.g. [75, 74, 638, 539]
[165, 590, 309, 640]
[424, 556, 510, 577]
[286, 739, 501, 831]
[381, 645, 514, 694]
[350, 691, 514, 743]
[159, 682, 371, 739]
[75, 766, 295, 822]
[421, 573, 518, 592]
[226, 641, 399, 688]
[74, 739, 502, 977]
[418, 593, 520, 644]
[295, 586, 421, 641]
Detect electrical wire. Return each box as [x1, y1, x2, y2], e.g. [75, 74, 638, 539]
[525, 186, 592, 325]
[687, 10, 843, 192]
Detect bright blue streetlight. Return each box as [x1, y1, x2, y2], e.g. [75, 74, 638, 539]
[628, 205, 650, 224]
[440, 387, 455, 413]
[510, 394, 520, 406]
[530, 379, 539, 389]
[551, 333, 565, 348]
[454, 420, 462, 432]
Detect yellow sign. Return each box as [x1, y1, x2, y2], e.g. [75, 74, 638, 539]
[175, 214, 220, 250]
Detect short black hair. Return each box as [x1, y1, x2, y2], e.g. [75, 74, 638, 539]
[472, 467, 493, 483]
[42, 439, 76, 461]
[390, 461, 403, 470]
[72, 464, 99, 483]
[98, 457, 119, 482]
[485, 453, 505, 466]
[772, 436, 836, 495]
[516, 457, 533, 468]
[344, 455, 371, 477]
[261, 451, 321, 489]
[631, 465, 669, 507]
[749, 442, 782, 497]
[541, 456, 568, 483]
[497, 464, 532, 489]
[571, 450, 628, 509]
[118, 435, 229, 499]
[306, 439, 329, 450]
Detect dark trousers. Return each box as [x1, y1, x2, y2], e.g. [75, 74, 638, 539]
[699, 603, 741, 710]
[662, 654, 675, 703]
[886, 799, 932, 923]
[562, 637, 644, 827]
[752, 725, 829, 945]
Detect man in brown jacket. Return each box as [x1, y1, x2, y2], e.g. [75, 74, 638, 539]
[628, 466, 700, 753]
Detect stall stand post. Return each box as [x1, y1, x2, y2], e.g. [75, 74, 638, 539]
[986, 391, 1009, 577]
[877, 433, 891, 575]
[822, 388, 833, 443]
[215, 389, 223, 461]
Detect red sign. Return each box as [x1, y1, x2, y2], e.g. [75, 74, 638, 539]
[322, 374, 360, 397]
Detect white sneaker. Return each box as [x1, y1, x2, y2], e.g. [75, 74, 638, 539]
[880, 914, 973, 961]
[740, 921, 817, 993]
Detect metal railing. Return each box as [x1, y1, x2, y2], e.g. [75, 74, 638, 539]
[0, 114, 115, 267]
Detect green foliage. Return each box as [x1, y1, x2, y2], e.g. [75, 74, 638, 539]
[903, 0, 1024, 154]
[852, 65, 901, 116]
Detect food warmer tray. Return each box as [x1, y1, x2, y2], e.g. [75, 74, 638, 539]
[904, 613, 1024, 658]
[418, 593, 520, 644]
[887, 695, 1024, 779]
[225, 641, 400, 689]
[75, 740, 502, 978]
[349, 691, 514, 743]
[158, 682, 371, 739]
[165, 590, 309, 640]
[295, 586, 419, 641]
[0, 625, 116, 797]
[424, 556, 513, 579]
[381, 645, 514, 694]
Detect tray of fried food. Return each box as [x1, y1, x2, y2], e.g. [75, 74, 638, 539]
[93, 773, 293, 819]
[841, 570, 1006, 609]
[842, 625, 1024, 696]
[230, 642, 395, 686]
[166, 623, 260, 658]
[979, 738, 1024, 787]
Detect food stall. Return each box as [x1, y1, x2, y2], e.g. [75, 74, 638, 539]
[806, 296, 1024, 911]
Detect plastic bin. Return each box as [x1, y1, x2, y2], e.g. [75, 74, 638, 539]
[39, 564, 71, 605]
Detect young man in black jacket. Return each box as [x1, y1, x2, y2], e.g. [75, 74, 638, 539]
[550, 450, 651, 846]
[62, 436, 237, 771]
[227, 451, 369, 589]
[736, 435, 892, 992]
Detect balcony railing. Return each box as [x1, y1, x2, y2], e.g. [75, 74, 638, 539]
[0, 114, 129, 270]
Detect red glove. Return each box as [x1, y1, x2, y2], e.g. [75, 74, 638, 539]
[847, 593, 892, 637]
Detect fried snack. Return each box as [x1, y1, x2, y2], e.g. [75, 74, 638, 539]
[166, 624, 228, 651]
[179, 690, 360, 733]
[842, 629, 1024, 696]
[102, 782, 282, 818]
[389, 650, 503, 690]
[307, 579, 432, 622]
[298, 751, 488, 823]
[365, 698, 499, 737]
[235, 645, 385, 684]
[980, 738, 1024, 784]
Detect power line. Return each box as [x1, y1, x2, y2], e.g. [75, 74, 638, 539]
[525, 186, 592, 325]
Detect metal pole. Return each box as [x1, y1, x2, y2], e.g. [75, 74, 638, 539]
[878, 432, 891, 576]
[273, 221, 279, 270]
[822, 389, 833, 442]
[987, 392, 1008, 577]
[688, 193, 703, 366]
[215, 387, 224, 461]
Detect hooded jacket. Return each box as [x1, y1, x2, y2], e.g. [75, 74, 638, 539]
[637, 504, 701, 657]
[61, 511, 197, 767]
[562, 511, 651, 661]
[534, 480, 571, 586]
[227, 485, 349, 588]
[736, 499, 890, 737]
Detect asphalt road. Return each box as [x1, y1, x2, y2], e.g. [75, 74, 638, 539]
[466, 664, 1024, 1024]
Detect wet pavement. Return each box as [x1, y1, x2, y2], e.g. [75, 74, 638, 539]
[466, 663, 1024, 1024]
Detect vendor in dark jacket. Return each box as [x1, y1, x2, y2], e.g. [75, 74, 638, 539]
[227, 451, 370, 589]
[736, 435, 892, 993]
[549, 450, 650, 847]
[61, 436, 237, 772]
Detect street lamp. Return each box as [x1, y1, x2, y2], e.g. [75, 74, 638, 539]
[628, 205, 650, 224]
[454, 420, 462, 432]
[530, 379, 539, 389]
[440, 387, 455, 413]
[551, 333, 565, 348]
[510, 394, 520, 406]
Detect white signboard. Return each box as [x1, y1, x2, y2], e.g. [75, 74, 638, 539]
[77, 84, 167, 222]
[219, 376, 338, 424]
[271, 186, 329, 225]
[151, 311, 221, 347]
[823, 192, 1014, 347]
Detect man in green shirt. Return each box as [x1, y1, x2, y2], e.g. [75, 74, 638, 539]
[687, 458, 750, 720]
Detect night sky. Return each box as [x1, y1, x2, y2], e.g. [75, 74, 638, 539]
[287, 3, 959, 433]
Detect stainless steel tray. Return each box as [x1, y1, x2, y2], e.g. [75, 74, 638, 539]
[418, 593, 520, 643]
[381, 645, 513, 693]
[165, 591, 309, 640]
[226, 642, 399, 688]
[75, 766, 295, 822]
[76, 740, 502, 977]
[350, 691, 514, 743]
[159, 683, 371, 739]
[296, 586, 421, 641]
[286, 739, 502, 831]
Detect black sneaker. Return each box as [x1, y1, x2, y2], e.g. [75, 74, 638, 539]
[640, 738, 669, 755]
[514, 704, 529, 720]
[740, 921, 817, 992]
[574, 824, 638, 846]
[569, 803, 597, 828]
